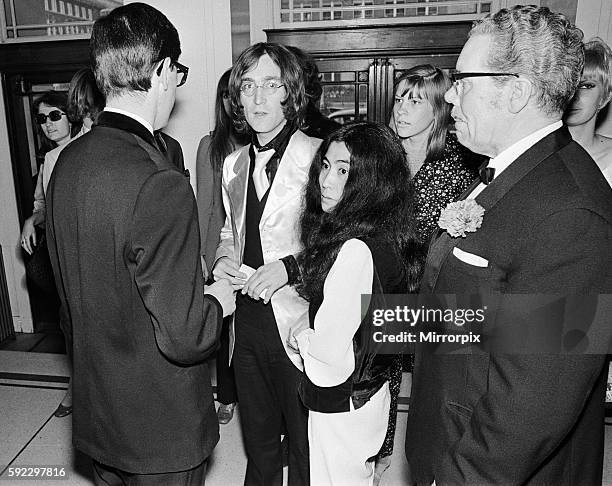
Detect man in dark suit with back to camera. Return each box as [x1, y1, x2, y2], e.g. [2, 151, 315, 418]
[406, 5, 612, 485]
[46, 3, 235, 485]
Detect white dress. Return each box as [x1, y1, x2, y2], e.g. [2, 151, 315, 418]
[295, 238, 391, 486]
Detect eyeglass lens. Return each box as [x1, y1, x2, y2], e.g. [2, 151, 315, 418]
[36, 110, 65, 124]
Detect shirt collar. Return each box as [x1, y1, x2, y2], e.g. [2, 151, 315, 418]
[103, 107, 154, 135]
[487, 120, 563, 178]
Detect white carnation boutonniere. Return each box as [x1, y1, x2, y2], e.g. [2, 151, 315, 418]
[438, 200, 485, 238]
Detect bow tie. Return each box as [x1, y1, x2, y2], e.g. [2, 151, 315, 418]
[479, 166, 495, 185]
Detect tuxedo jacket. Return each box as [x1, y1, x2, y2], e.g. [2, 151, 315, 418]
[157, 130, 185, 172]
[215, 130, 321, 369]
[46, 112, 223, 474]
[406, 127, 612, 485]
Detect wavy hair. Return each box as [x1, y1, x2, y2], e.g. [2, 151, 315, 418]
[67, 68, 105, 125]
[229, 42, 307, 134]
[297, 122, 423, 301]
[471, 5, 584, 115]
[209, 68, 249, 171]
[90, 3, 181, 99]
[391, 65, 452, 163]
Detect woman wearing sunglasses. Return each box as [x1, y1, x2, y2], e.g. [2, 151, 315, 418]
[21, 71, 104, 255]
[20, 91, 73, 255]
[20, 72, 104, 419]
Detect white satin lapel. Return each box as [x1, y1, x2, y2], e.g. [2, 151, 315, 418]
[227, 148, 250, 261]
[260, 132, 313, 226]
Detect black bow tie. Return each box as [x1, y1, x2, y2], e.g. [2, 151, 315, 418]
[479, 166, 495, 185]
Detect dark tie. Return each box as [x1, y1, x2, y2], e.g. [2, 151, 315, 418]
[479, 165, 495, 185]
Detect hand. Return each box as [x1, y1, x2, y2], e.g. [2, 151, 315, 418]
[20, 217, 37, 255]
[212, 257, 247, 290]
[205, 279, 236, 317]
[241, 260, 288, 304]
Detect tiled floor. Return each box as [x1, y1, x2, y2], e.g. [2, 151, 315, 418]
[1, 350, 611, 485]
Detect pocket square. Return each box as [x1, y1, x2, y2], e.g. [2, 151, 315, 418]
[452, 247, 489, 268]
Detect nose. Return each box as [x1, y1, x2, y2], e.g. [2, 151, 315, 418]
[320, 169, 334, 189]
[444, 86, 457, 105]
[253, 85, 265, 104]
[396, 99, 408, 114]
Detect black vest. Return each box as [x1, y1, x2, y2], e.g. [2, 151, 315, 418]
[298, 237, 406, 413]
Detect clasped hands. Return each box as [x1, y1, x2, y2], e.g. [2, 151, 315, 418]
[212, 257, 288, 305]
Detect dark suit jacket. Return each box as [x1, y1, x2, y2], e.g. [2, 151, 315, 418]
[406, 127, 612, 485]
[46, 111, 223, 474]
[156, 130, 185, 172]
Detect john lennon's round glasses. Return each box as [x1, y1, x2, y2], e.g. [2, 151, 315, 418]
[239, 80, 286, 97]
[449, 71, 519, 93]
[156, 60, 190, 87]
[36, 110, 66, 125]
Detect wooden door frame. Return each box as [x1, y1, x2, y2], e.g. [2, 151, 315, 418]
[267, 23, 470, 123]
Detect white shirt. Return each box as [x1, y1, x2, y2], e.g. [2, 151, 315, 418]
[103, 107, 154, 135]
[468, 120, 563, 200]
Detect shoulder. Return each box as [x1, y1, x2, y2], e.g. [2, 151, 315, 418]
[197, 133, 213, 154]
[61, 126, 168, 182]
[45, 144, 65, 164]
[336, 238, 372, 264]
[525, 140, 612, 223]
[592, 134, 612, 168]
[222, 144, 250, 176]
[292, 129, 323, 153]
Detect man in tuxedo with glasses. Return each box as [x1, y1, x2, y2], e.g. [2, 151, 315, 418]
[46, 3, 234, 484]
[405, 6, 612, 485]
[212, 42, 321, 485]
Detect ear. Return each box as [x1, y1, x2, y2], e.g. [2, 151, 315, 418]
[507, 77, 532, 114]
[155, 57, 172, 92]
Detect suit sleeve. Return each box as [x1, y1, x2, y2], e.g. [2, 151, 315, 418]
[130, 169, 223, 365]
[440, 208, 612, 484]
[196, 136, 213, 263]
[213, 152, 238, 266]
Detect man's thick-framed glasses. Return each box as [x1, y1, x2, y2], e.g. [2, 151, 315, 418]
[449, 71, 519, 93]
[156, 60, 189, 87]
[36, 110, 66, 125]
[240, 79, 286, 97]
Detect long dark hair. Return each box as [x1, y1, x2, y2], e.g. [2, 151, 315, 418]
[229, 42, 307, 134]
[209, 68, 248, 171]
[297, 122, 422, 301]
[391, 65, 451, 162]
